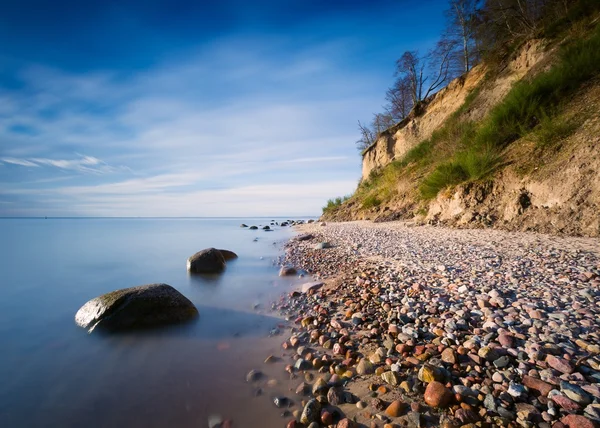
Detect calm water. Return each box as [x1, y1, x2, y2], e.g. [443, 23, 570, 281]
[0, 218, 311, 428]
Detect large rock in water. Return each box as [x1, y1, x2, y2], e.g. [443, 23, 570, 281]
[187, 248, 226, 273]
[217, 249, 238, 261]
[75, 283, 198, 333]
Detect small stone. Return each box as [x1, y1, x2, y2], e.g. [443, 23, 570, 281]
[560, 414, 597, 428]
[424, 381, 453, 408]
[246, 370, 262, 382]
[357, 401, 367, 409]
[321, 411, 333, 425]
[327, 387, 344, 406]
[560, 381, 592, 405]
[522, 375, 553, 397]
[357, 359, 375, 375]
[337, 419, 356, 428]
[508, 382, 526, 398]
[312, 378, 328, 396]
[418, 364, 443, 383]
[385, 400, 407, 417]
[300, 399, 321, 425]
[381, 371, 401, 386]
[546, 355, 574, 374]
[441, 348, 457, 365]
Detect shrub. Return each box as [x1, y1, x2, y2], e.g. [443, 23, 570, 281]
[322, 195, 351, 214]
[419, 162, 469, 200]
[534, 113, 578, 147]
[361, 194, 381, 209]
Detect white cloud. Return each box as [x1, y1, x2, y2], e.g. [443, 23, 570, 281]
[0, 34, 386, 216]
[0, 157, 40, 167]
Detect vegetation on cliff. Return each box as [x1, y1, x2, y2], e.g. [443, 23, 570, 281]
[323, 0, 600, 236]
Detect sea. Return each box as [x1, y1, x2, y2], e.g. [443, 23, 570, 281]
[0, 217, 314, 428]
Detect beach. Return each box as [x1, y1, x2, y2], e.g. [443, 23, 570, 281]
[261, 221, 600, 427]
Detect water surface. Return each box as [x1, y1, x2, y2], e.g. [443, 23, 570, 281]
[0, 217, 309, 428]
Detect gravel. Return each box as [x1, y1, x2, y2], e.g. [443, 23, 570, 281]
[271, 221, 600, 427]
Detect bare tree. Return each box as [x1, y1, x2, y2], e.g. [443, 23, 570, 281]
[371, 112, 395, 134]
[385, 75, 414, 121]
[445, 0, 480, 73]
[356, 120, 377, 152]
[396, 41, 456, 106]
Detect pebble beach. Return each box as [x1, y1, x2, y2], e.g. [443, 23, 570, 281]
[260, 221, 600, 428]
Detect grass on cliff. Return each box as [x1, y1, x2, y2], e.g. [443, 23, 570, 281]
[354, 84, 482, 206]
[322, 195, 351, 214]
[420, 22, 600, 199]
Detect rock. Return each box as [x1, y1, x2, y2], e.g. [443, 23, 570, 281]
[301, 282, 324, 293]
[493, 356, 510, 368]
[321, 411, 333, 425]
[385, 400, 407, 417]
[279, 266, 297, 276]
[74, 283, 198, 333]
[296, 234, 314, 241]
[381, 371, 401, 386]
[478, 346, 499, 362]
[249, 226, 258, 230]
[246, 369, 262, 382]
[327, 387, 344, 405]
[314, 242, 332, 250]
[584, 404, 600, 421]
[441, 348, 457, 364]
[240, 224, 248, 227]
[296, 382, 309, 395]
[508, 382, 526, 397]
[522, 375, 553, 397]
[187, 248, 226, 273]
[418, 364, 443, 383]
[274, 396, 289, 408]
[560, 414, 598, 428]
[515, 403, 540, 422]
[424, 381, 453, 408]
[561, 381, 592, 405]
[546, 355, 574, 374]
[300, 399, 321, 425]
[356, 359, 375, 375]
[262, 225, 270, 230]
[217, 249, 238, 260]
[337, 419, 356, 428]
[312, 378, 328, 396]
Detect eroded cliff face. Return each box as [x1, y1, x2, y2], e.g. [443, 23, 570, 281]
[326, 37, 600, 237]
[362, 40, 549, 180]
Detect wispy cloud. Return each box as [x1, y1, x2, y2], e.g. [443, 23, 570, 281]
[0, 157, 39, 167]
[0, 154, 126, 174]
[0, 34, 383, 216]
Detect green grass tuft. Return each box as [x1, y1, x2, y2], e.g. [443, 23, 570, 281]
[534, 113, 578, 147]
[361, 194, 381, 209]
[322, 195, 351, 214]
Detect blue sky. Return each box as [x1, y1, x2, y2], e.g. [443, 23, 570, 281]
[0, 0, 447, 217]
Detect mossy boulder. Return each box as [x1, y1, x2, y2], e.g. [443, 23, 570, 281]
[187, 248, 226, 273]
[75, 283, 198, 333]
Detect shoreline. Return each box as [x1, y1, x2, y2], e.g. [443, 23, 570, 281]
[265, 221, 600, 427]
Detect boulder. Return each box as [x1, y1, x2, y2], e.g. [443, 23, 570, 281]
[249, 226, 258, 230]
[187, 248, 226, 273]
[296, 233, 314, 241]
[279, 266, 298, 276]
[75, 283, 198, 333]
[262, 225, 270, 230]
[217, 249, 238, 261]
[240, 224, 248, 227]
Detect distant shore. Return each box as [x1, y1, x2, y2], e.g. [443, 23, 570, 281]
[271, 221, 600, 427]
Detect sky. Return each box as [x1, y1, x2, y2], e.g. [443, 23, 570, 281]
[0, 0, 447, 217]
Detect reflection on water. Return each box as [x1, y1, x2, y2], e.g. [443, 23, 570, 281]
[0, 218, 310, 428]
